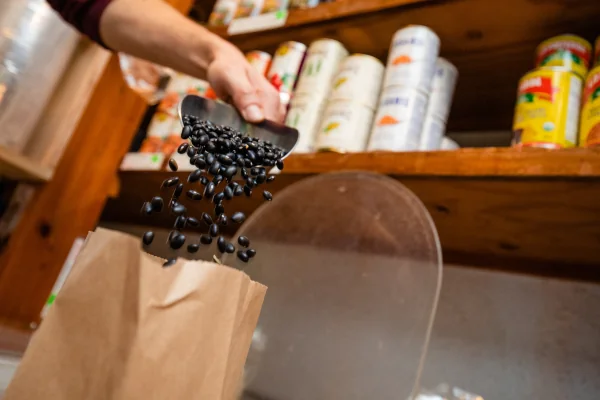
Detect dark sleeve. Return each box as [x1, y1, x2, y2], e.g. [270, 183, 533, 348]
[46, 0, 114, 48]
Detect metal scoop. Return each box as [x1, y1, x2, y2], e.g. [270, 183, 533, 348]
[178, 94, 299, 158]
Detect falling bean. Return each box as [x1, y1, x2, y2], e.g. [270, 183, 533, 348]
[186, 190, 202, 200]
[187, 217, 200, 227]
[168, 158, 178, 172]
[171, 203, 186, 216]
[238, 236, 249, 247]
[177, 143, 189, 154]
[213, 192, 225, 203]
[237, 250, 250, 263]
[142, 231, 155, 245]
[204, 182, 216, 197]
[267, 175, 276, 183]
[201, 212, 213, 226]
[209, 223, 219, 237]
[231, 212, 246, 224]
[224, 186, 234, 200]
[225, 243, 235, 254]
[187, 243, 200, 253]
[188, 169, 202, 183]
[276, 159, 284, 170]
[163, 258, 177, 267]
[141, 202, 153, 215]
[162, 177, 179, 188]
[173, 183, 184, 198]
[216, 214, 228, 226]
[246, 248, 256, 258]
[200, 234, 213, 245]
[150, 196, 164, 212]
[169, 232, 186, 249]
[263, 191, 273, 201]
[217, 236, 228, 253]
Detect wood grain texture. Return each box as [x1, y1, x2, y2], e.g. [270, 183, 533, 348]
[0, 147, 52, 182]
[208, 0, 600, 132]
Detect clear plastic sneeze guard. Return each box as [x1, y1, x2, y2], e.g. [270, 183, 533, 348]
[223, 172, 443, 400]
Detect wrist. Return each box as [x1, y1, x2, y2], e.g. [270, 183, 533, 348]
[190, 30, 225, 71]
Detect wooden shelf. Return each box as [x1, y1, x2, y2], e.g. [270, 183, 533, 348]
[207, 0, 600, 132]
[0, 146, 52, 182]
[101, 149, 600, 278]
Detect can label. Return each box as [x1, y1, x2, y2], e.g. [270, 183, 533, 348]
[246, 51, 272, 76]
[295, 39, 348, 96]
[368, 87, 428, 151]
[536, 35, 592, 78]
[285, 94, 325, 152]
[208, 0, 238, 26]
[387, 25, 440, 65]
[513, 68, 582, 148]
[419, 116, 446, 150]
[316, 101, 375, 152]
[424, 58, 458, 121]
[383, 59, 437, 93]
[235, 0, 264, 18]
[329, 55, 384, 109]
[579, 66, 600, 147]
[267, 41, 307, 94]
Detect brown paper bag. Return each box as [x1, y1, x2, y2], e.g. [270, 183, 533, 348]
[4, 228, 266, 400]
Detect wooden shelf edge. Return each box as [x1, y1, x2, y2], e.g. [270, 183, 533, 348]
[208, 0, 430, 38]
[0, 146, 53, 182]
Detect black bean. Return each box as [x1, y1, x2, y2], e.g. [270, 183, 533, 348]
[167, 229, 179, 243]
[246, 248, 256, 258]
[246, 178, 255, 188]
[206, 153, 215, 165]
[162, 177, 179, 188]
[194, 156, 207, 168]
[238, 236, 249, 247]
[219, 155, 233, 165]
[177, 143, 189, 154]
[150, 196, 164, 212]
[231, 211, 246, 224]
[163, 258, 177, 267]
[187, 217, 200, 227]
[206, 141, 217, 152]
[225, 243, 235, 254]
[213, 192, 225, 203]
[224, 186, 234, 200]
[142, 231, 154, 245]
[256, 173, 266, 184]
[243, 185, 252, 197]
[234, 186, 244, 196]
[256, 149, 265, 161]
[224, 165, 237, 178]
[200, 176, 209, 186]
[169, 232, 186, 249]
[198, 134, 209, 145]
[200, 234, 212, 245]
[247, 150, 257, 162]
[216, 214, 228, 226]
[181, 125, 192, 139]
[168, 158, 178, 172]
[174, 215, 187, 229]
[241, 168, 248, 179]
[185, 189, 202, 200]
[251, 167, 260, 176]
[267, 175, 276, 183]
[263, 191, 273, 201]
[171, 203, 186, 216]
[209, 223, 219, 237]
[188, 169, 202, 183]
[141, 201, 153, 215]
[213, 175, 224, 185]
[201, 212, 213, 226]
[187, 243, 199, 253]
[187, 146, 197, 158]
[209, 161, 221, 175]
[173, 183, 184, 198]
[204, 182, 216, 197]
[237, 250, 250, 263]
[217, 236, 227, 253]
[276, 159, 284, 170]
[215, 204, 225, 216]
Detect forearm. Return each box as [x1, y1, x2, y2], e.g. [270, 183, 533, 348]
[99, 0, 223, 78]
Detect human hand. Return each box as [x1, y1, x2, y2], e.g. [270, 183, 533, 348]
[207, 41, 285, 123]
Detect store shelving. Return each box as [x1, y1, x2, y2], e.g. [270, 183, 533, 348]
[0, 147, 52, 182]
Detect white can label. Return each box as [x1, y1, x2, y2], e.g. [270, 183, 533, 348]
[268, 42, 307, 94]
[419, 116, 446, 150]
[286, 95, 325, 153]
[368, 88, 428, 151]
[329, 55, 384, 109]
[295, 41, 348, 96]
[316, 101, 375, 152]
[383, 59, 437, 92]
[388, 25, 440, 65]
[425, 58, 459, 120]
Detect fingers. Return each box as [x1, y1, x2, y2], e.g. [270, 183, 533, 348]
[248, 69, 286, 123]
[219, 69, 265, 123]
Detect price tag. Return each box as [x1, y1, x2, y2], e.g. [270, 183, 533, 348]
[120, 153, 165, 171]
[227, 11, 288, 35]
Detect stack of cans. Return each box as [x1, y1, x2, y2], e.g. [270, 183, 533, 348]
[419, 58, 458, 150]
[315, 54, 384, 152]
[368, 25, 440, 151]
[246, 51, 272, 76]
[285, 39, 348, 152]
[266, 41, 307, 110]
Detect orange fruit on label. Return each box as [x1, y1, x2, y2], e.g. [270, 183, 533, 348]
[324, 122, 340, 132]
[377, 115, 400, 126]
[392, 55, 412, 65]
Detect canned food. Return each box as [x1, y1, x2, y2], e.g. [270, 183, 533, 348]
[535, 34, 592, 78]
[316, 100, 375, 152]
[295, 39, 349, 96]
[285, 94, 326, 153]
[235, 0, 264, 18]
[329, 54, 385, 110]
[512, 67, 582, 149]
[367, 86, 428, 151]
[208, 0, 238, 26]
[267, 41, 307, 95]
[147, 73, 193, 138]
[419, 116, 446, 150]
[424, 58, 458, 121]
[384, 59, 437, 95]
[440, 137, 459, 150]
[246, 51, 272, 76]
[579, 66, 600, 148]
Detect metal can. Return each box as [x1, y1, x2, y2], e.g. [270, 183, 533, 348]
[512, 67, 582, 149]
[579, 65, 600, 148]
[267, 41, 307, 96]
[147, 73, 192, 138]
[208, 0, 238, 26]
[384, 25, 439, 92]
[246, 51, 272, 76]
[424, 58, 458, 121]
[295, 39, 349, 96]
[535, 34, 592, 78]
[367, 86, 429, 151]
[440, 137, 459, 150]
[316, 100, 375, 152]
[329, 54, 385, 110]
[419, 115, 446, 151]
[285, 94, 326, 153]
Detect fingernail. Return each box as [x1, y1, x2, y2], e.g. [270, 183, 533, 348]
[243, 105, 264, 122]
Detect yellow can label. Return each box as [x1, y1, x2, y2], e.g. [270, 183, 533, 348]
[579, 66, 600, 147]
[513, 68, 582, 148]
[536, 35, 592, 78]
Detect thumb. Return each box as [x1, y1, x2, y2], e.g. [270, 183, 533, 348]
[224, 71, 265, 123]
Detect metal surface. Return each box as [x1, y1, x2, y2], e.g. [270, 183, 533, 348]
[0, 0, 79, 151]
[223, 172, 443, 400]
[178, 94, 299, 157]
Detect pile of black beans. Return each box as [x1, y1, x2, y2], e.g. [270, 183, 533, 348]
[140, 115, 285, 267]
